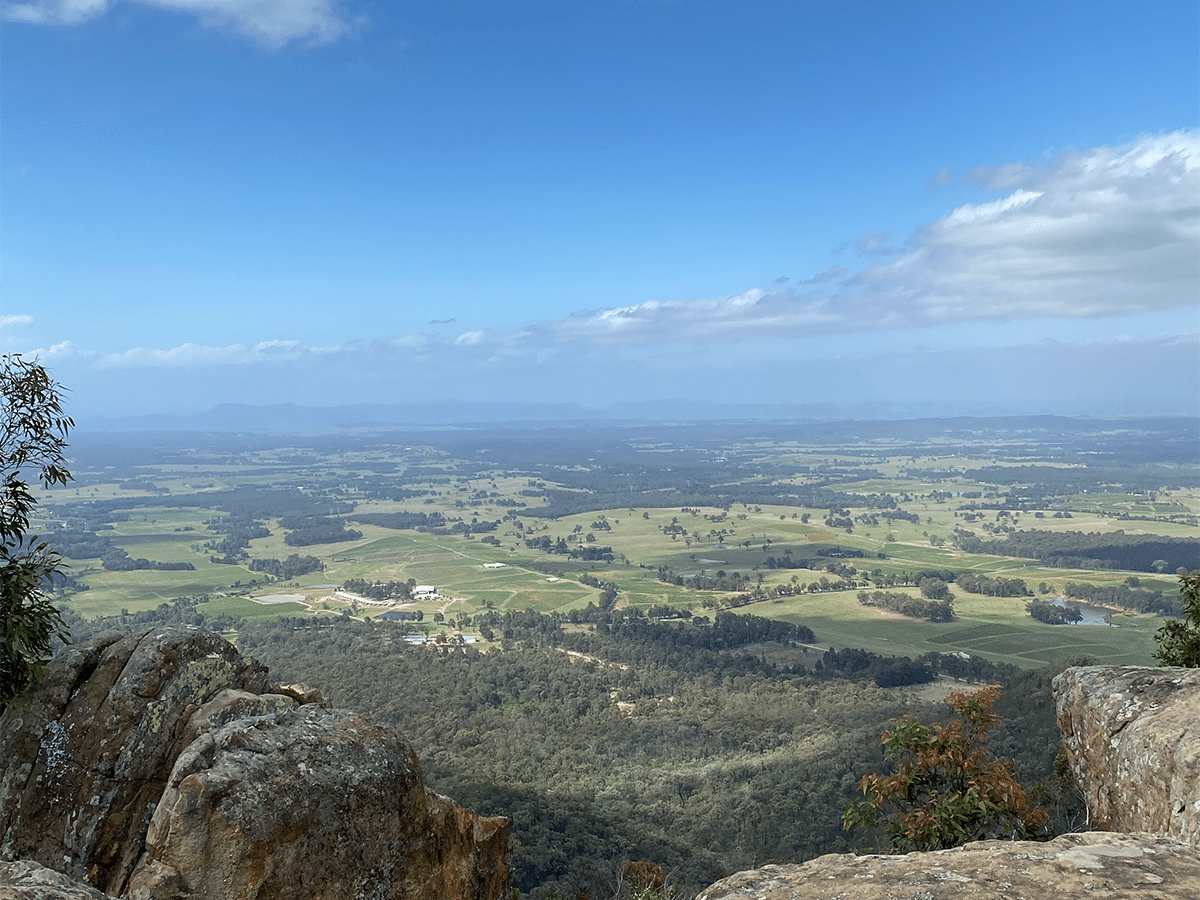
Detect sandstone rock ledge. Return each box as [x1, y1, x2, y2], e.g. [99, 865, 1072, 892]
[0, 626, 510, 900]
[1054, 666, 1200, 846]
[695, 833, 1200, 900]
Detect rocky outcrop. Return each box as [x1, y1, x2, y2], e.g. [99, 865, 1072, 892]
[697, 664, 1200, 898]
[0, 627, 275, 890]
[1054, 665, 1200, 845]
[696, 832, 1200, 899]
[0, 626, 510, 900]
[125, 706, 509, 900]
[0, 860, 118, 899]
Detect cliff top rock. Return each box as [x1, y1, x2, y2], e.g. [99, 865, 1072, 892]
[696, 832, 1200, 899]
[1054, 665, 1200, 846]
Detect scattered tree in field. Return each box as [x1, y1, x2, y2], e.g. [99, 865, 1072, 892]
[918, 576, 951, 600]
[1153, 570, 1200, 667]
[1, 355, 73, 709]
[843, 684, 1046, 851]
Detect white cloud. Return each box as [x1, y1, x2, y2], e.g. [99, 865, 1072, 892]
[853, 131, 1200, 326]
[85, 339, 339, 368]
[545, 130, 1200, 345]
[1, 0, 349, 48]
[0, 314, 36, 328]
[2, 0, 105, 24]
[16, 340, 82, 361]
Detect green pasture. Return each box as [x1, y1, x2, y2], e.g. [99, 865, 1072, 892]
[767, 588, 1160, 669]
[63, 565, 245, 615]
[200, 595, 311, 621]
[39, 442, 1196, 670]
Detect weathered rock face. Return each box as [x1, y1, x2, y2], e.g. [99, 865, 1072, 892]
[125, 706, 510, 900]
[0, 626, 510, 900]
[1054, 665, 1200, 845]
[0, 627, 274, 891]
[696, 832, 1200, 899]
[0, 860, 118, 899]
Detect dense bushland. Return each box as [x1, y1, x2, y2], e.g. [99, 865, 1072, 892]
[237, 612, 1069, 899]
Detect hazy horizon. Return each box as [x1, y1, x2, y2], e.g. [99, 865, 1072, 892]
[2, 1, 1197, 422]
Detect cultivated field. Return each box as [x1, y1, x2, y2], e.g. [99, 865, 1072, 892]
[41, 418, 1199, 669]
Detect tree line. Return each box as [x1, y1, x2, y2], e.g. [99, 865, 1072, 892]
[279, 514, 363, 547]
[857, 590, 954, 622]
[248, 553, 324, 580]
[953, 528, 1200, 573]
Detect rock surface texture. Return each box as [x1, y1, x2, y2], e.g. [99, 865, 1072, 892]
[0, 626, 510, 900]
[695, 832, 1200, 899]
[1054, 665, 1200, 845]
[0, 860, 118, 899]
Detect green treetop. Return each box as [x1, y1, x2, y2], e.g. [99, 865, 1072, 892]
[1153, 570, 1200, 667]
[1, 354, 74, 709]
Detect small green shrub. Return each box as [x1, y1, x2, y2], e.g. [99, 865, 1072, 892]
[1153, 571, 1200, 667]
[843, 684, 1046, 851]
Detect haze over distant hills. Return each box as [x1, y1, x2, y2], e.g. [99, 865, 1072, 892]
[82, 400, 971, 433]
[78, 400, 1200, 438]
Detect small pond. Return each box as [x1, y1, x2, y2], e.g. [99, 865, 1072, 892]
[1050, 597, 1116, 627]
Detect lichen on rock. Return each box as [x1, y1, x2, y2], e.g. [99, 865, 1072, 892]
[0, 626, 271, 891]
[1054, 665, 1200, 845]
[0, 859, 119, 899]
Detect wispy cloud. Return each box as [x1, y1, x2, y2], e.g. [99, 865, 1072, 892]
[41, 339, 339, 368]
[800, 266, 847, 285]
[0, 314, 36, 328]
[2, 0, 105, 24]
[1, 0, 350, 48]
[854, 228, 904, 257]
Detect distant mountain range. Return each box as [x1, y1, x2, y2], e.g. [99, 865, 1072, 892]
[80, 398, 1145, 434]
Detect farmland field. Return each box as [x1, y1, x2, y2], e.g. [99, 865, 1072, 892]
[40, 415, 1199, 669]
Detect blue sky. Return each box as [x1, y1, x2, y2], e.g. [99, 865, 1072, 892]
[2, 0, 1197, 421]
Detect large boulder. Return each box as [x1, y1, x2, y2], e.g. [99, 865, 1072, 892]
[0, 626, 510, 900]
[1054, 665, 1200, 845]
[125, 706, 510, 900]
[695, 832, 1200, 899]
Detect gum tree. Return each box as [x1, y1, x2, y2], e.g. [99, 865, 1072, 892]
[1, 354, 73, 709]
